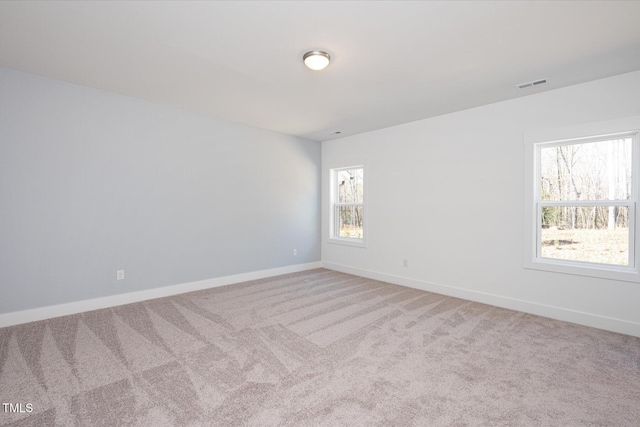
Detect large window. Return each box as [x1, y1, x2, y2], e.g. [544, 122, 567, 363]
[525, 122, 640, 282]
[539, 136, 633, 265]
[330, 166, 364, 244]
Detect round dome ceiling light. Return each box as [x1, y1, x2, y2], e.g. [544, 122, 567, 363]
[303, 50, 331, 71]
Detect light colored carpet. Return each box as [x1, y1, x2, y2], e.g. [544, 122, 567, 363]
[1, 268, 639, 426]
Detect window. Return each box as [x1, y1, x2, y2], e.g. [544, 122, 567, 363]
[330, 166, 365, 245]
[525, 120, 640, 282]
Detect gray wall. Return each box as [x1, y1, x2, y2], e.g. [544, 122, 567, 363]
[0, 67, 321, 314]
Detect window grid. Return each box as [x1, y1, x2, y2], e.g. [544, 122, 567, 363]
[330, 166, 365, 243]
[533, 132, 638, 271]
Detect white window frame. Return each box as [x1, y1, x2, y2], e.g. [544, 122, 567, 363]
[329, 165, 367, 247]
[524, 117, 640, 283]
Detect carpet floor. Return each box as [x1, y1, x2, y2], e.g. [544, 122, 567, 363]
[1, 268, 639, 426]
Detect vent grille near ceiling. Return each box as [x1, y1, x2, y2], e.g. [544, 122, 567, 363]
[517, 79, 547, 89]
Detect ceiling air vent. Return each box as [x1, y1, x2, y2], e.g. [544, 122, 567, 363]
[517, 79, 547, 89]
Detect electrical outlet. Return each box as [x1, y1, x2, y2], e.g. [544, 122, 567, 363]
[293, 249, 297, 256]
[403, 259, 408, 268]
[116, 270, 125, 280]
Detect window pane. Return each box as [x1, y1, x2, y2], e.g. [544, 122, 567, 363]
[540, 138, 632, 201]
[540, 206, 629, 265]
[337, 169, 363, 203]
[336, 205, 363, 239]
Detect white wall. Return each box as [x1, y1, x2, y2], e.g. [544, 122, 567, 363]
[0, 67, 321, 315]
[322, 70, 640, 337]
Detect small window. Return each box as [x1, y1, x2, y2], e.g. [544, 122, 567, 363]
[525, 121, 640, 282]
[330, 166, 365, 245]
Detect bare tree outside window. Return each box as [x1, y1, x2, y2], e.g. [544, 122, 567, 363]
[539, 137, 632, 265]
[334, 168, 364, 239]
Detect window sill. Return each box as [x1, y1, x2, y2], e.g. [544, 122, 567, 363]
[524, 257, 640, 283]
[328, 237, 367, 248]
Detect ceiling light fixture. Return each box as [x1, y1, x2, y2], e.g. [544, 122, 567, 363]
[303, 50, 331, 71]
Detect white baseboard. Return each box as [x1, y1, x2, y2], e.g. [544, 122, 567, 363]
[322, 261, 640, 338]
[0, 262, 323, 328]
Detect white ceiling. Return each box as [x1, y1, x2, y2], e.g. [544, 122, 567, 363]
[1, 1, 640, 142]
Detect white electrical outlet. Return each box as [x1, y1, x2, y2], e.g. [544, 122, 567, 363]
[293, 249, 297, 256]
[403, 259, 409, 268]
[116, 270, 125, 280]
